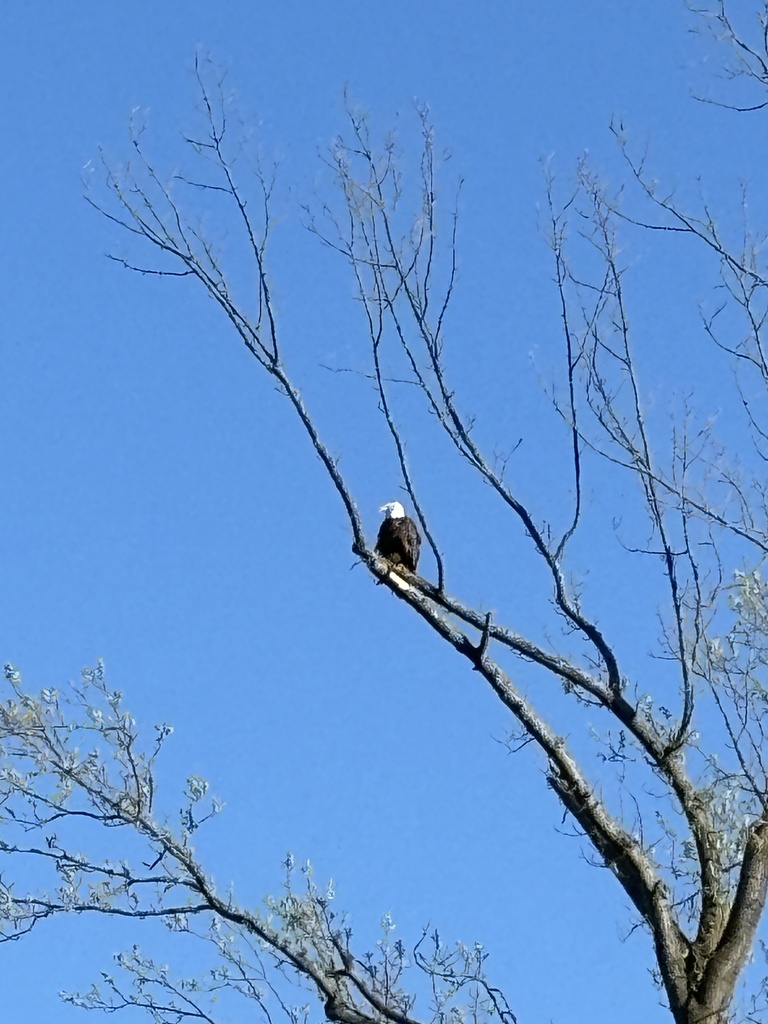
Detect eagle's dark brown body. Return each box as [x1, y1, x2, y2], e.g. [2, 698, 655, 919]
[376, 503, 421, 572]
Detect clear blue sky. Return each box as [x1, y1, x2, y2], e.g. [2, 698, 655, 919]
[2, 3, 764, 1022]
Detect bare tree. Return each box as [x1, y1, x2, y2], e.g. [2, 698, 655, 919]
[4, 5, 768, 1023]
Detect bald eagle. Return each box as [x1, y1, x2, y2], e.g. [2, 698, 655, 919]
[376, 501, 421, 573]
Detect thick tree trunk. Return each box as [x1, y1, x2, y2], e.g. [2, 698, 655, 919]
[676, 998, 729, 1024]
[662, 818, 768, 1024]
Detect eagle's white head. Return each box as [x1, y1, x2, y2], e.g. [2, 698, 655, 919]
[379, 501, 406, 519]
